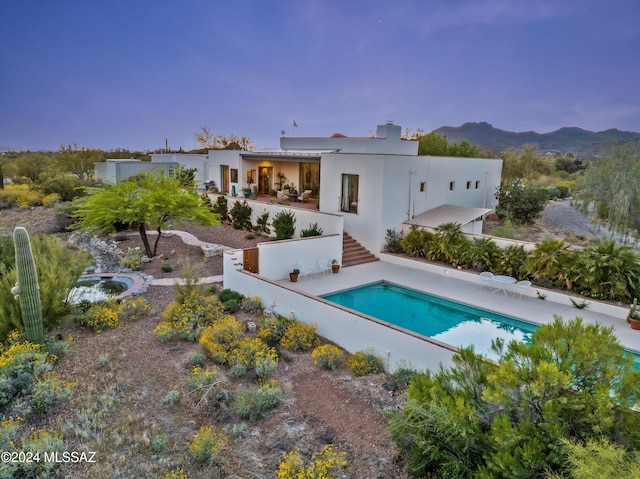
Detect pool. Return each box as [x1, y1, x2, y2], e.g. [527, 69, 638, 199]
[322, 281, 640, 366]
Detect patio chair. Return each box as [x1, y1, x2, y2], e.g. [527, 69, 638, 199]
[296, 261, 314, 280]
[479, 271, 494, 289]
[514, 280, 532, 299]
[318, 257, 332, 276]
[299, 189, 313, 202]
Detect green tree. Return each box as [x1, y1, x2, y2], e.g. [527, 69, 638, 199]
[447, 139, 479, 157]
[390, 317, 640, 479]
[574, 143, 640, 238]
[496, 179, 549, 225]
[53, 146, 102, 180]
[73, 172, 219, 257]
[501, 144, 548, 184]
[418, 132, 448, 156]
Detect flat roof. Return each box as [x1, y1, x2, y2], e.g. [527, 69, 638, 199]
[405, 204, 491, 228]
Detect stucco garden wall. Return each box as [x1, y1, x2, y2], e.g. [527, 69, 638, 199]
[223, 250, 456, 372]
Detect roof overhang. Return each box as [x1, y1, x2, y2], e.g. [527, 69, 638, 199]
[405, 204, 491, 228]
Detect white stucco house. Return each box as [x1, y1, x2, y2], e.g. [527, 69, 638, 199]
[94, 159, 179, 184]
[150, 122, 503, 256]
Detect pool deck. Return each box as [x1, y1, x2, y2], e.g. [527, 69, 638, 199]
[280, 260, 640, 355]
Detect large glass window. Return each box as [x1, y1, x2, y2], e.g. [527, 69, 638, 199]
[299, 162, 320, 197]
[341, 174, 359, 213]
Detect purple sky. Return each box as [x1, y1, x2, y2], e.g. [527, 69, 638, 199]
[1, 0, 639, 151]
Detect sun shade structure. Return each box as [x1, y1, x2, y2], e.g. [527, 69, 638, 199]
[405, 204, 491, 229]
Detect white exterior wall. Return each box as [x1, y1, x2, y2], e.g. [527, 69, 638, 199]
[257, 235, 343, 281]
[223, 251, 455, 373]
[151, 153, 209, 186]
[318, 153, 385, 254]
[94, 161, 178, 183]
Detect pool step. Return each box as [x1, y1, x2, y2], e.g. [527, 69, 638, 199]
[342, 233, 379, 268]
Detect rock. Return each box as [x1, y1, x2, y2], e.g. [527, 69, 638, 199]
[201, 243, 223, 257]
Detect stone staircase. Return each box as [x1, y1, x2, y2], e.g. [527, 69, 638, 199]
[341, 233, 379, 268]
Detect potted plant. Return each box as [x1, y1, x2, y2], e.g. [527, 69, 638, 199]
[628, 298, 640, 329]
[242, 187, 251, 198]
[331, 259, 340, 273]
[289, 268, 300, 282]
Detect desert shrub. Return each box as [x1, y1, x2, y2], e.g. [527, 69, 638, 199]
[229, 200, 252, 230]
[40, 173, 88, 202]
[116, 296, 150, 321]
[0, 235, 14, 271]
[0, 234, 91, 342]
[257, 315, 292, 346]
[272, 209, 296, 240]
[254, 211, 270, 235]
[75, 303, 119, 333]
[199, 316, 245, 363]
[347, 350, 385, 376]
[311, 344, 343, 370]
[211, 195, 228, 222]
[122, 247, 145, 270]
[187, 365, 230, 414]
[223, 299, 239, 313]
[189, 425, 228, 466]
[0, 335, 71, 418]
[218, 288, 244, 303]
[233, 380, 281, 420]
[280, 320, 318, 351]
[228, 337, 278, 378]
[300, 222, 323, 237]
[31, 371, 74, 415]
[160, 263, 173, 273]
[155, 293, 226, 342]
[229, 363, 248, 379]
[0, 423, 65, 478]
[384, 228, 404, 253]
[388, 367, 419, 390]
[163, 390, 180, 406]
[240, 295, 262, 314]
[276, 444, 347, 479]
[158, 470, 188, 479]
[548, 186, 561, 200]
[557, 184, 571, 198]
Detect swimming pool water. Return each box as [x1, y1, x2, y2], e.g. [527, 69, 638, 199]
[322, 281, 639, 366]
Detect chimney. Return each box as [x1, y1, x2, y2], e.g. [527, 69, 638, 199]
[376, 121, 401, 140]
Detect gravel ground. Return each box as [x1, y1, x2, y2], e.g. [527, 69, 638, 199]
[539, 200, 600, 237]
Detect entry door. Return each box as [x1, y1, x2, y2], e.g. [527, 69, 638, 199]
[220, 165, 230, 193]
[259, 166, 272, 195]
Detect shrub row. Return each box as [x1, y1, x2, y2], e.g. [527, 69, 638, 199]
[388, 223, 640, 302]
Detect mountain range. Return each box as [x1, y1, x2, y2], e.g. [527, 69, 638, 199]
[433, 122, 640, 158]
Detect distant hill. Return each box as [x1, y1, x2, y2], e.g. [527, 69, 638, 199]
[433, 122, 640, 158]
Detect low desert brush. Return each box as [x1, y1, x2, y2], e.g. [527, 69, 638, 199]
[280, 320, 319, 351]
[347, 350, 385, 376]
[189, 425, 228, 466]
[199, 316, 245, 363]
[276, 444, 347, 479]
[311, 344, 343, 370]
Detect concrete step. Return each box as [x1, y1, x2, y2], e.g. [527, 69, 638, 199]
[342, 233, 379, 268]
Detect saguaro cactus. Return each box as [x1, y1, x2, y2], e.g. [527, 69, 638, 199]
[12, 227, 44, 343]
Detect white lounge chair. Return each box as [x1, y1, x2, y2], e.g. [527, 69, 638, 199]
[479, 271, 494, 289]
[300, 189, 313, 202]
[318, 257, 331, 276]
[514, 280, 532, 299]
[296, 262, 314, 280]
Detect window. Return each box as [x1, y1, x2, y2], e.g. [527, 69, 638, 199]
[466, 181, 471, 190]
[420, 181, 426, 192]
[167, 167, 175, 178]
[449, 181, 455, 191]
[246, 169, 255, 185]
[475, 180, 480, 189]
[341, 174, 359, 213]
[230, 168, 238, 183]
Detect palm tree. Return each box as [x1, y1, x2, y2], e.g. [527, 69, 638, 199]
[495, 244, 530, 278]
[525, 238, 572, 288]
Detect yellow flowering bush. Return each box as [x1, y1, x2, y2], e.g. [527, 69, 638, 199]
[0, 183, 44, 208]
[0, 426, 65, 477]
[276, 444, 347, 479]
[240, 295, 262, 313]
[280, 320, 319, 351]
[159, 470, 188, 479]
[75, 303, 119, 333]
[189, 425, 228, 465]
[153, 321, 177, 343]
[41, 193, 61, 207]
[116, 296, 150, 321]
[158, 294, 226, 342]
[199, 316, 245, 363]
[257, 315, 291, 346]
[31, 371, 74, 415]
[311, 344, 343, 370]
[187, 365, 219, 392]
[347, 350, 385, 376]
